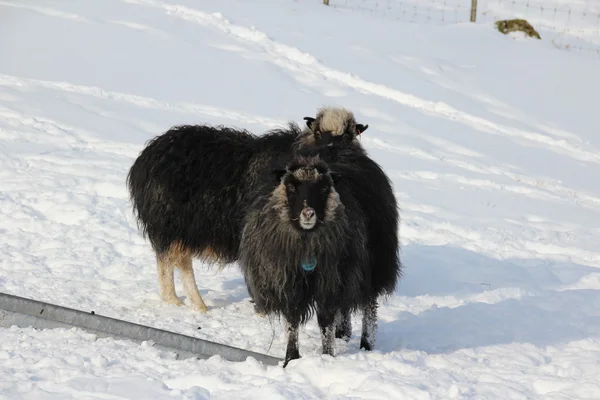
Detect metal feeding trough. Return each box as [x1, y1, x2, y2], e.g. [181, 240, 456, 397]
[0, 292, 281, 366]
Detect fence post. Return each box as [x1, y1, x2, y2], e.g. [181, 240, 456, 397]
[470, 0, 477, 22]
[323, 0, 330, 5]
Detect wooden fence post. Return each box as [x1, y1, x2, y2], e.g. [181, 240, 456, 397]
[323, 0, 330, 5]
[470, 0, 477, 22]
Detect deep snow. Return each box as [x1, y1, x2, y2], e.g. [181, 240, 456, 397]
[1, 0, 600, 398]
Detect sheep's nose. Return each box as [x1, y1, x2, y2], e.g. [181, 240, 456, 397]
[302, 207, 315, 219]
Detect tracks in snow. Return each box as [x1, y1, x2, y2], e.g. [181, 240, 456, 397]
[363, 134, 600, 213]
[4, 0, 598, 216]
[2, 70, 598, 223]
[114, 0, 600, 221]
[124, 0, 600, 165]
[0, 74, 284, 129]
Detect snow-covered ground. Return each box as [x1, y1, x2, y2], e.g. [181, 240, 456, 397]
[1, 0, 600, 398]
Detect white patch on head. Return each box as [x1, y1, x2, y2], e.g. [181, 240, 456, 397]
[289, 155, 325, 182]
[315, 107, 356, 136]
[292, 167, 320, 181]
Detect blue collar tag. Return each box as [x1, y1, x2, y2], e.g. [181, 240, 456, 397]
[301, 256, 317, 272]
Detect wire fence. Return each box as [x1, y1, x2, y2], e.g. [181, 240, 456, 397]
[325, 0, 600, 56]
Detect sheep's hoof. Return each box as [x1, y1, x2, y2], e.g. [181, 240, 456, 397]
[191, 303, 209, 313]
[283, 350, 300, 368]
[360, 338, 373, 351]
[163, 297, 184, 307]
[336, 334, 351, 342]
[335, 328, 351, 342]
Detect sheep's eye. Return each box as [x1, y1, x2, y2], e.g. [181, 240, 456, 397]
[287, 184, 295, 192]
[322, 186, 330, 194]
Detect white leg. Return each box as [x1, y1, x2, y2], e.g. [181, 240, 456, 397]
[157, 255, 183, 306]
[179, 256, 208, 313]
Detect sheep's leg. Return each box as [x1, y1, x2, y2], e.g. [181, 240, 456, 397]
[178, 254, 209, 313]
[335, 308, 352, 342]
[283, 318, 300, 368]
[360, 297, 378, 351]
[317, 308, 337, 357]
[157, 254, 183, 307]
[243, 276, 266, 318]
[245, 278, 266, 317]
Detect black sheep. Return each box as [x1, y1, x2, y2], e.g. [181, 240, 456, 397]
[238, 155, 371, 367]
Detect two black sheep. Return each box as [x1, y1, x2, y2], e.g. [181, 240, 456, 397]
[301, 137, 402, 350]
[253, 108, 402, 364]
[239, 154, 371, 367]
[126, 107, 369, 312]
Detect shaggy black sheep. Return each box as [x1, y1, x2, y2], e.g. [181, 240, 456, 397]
[127, 124, 296, 312]
[238, 155, 371, 367]
[281, 108, 402, 353]
[126, 107, 370, 313]
[325, 144, 401, 350]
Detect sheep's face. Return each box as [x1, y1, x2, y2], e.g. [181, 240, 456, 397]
[311, 128, 356, 148]
[274, 160, 341, 231]
[303, 107, 368, 148]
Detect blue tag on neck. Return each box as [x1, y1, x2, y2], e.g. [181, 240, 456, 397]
[301, 256, 317, 272]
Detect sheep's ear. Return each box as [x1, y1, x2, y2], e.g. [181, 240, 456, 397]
[356, 124, 368, 135]
[303, 117, 316, 130]
[273, 168, 287, 183]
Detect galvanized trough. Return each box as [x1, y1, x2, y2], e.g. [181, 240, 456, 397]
[0, 292, 281, 366]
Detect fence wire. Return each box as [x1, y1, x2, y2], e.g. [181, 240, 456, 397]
[326, 0, 600, 56]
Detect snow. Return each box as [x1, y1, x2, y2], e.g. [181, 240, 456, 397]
[1, 0, 600, 398]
